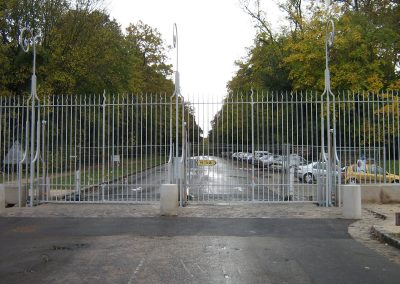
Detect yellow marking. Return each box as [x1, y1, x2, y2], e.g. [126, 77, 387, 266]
[196, 160, 216, 166]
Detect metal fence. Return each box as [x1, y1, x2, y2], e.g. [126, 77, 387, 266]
[0, 94, 177, 204]
[184, 91, 400, 204]
[0, 91, 399, 205]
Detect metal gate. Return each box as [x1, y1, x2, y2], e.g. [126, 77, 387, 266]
[1, 23, 399, 206]
[184, 91, 331, 203]
[0, 94, 177, 204]
[1, 90, 399, 205]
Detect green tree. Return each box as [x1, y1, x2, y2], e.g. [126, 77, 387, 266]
[41, 8, 129, 94]
[125, 21, 174, 94]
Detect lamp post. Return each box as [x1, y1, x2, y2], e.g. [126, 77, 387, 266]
[173, 23, 179, 159]
[173, 23, 185, 206]
[321, 1, 336, 206]
[19, 27, 42, 207]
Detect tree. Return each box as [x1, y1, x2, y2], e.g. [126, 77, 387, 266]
[125, 21, 174, 94]
[41, 8, 130, 94]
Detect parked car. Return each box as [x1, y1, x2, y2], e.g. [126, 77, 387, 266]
[245, 153, 254, 163]
[270, 154, 307, 170]
[295, 161, 341, 184]
[232, 152, 249, 161]
[251, 151, 272, 165]
[232, 152, 242, 160]
[257, 154, 280, 168]
[254, 151, 271, 159]
[242, 152, 252, 162]
[345, 164, 400, 184]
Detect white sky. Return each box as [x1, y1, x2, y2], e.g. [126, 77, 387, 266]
[107, 0, 284, 135]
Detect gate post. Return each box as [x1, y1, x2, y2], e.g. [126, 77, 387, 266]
[320, 17, 336, 207]
[251, 90, 255, 201]
[19, 27, 42, 207]
[102, 91, 106, 200]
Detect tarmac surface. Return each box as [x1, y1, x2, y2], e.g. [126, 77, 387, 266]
[1, 203, 400, 283]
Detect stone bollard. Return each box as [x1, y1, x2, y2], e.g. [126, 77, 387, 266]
[342, 185, 362, 219]
[160, 184, 178, 216]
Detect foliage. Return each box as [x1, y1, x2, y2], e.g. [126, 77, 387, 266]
[220, 0, 399, 160]
[0, 0, 202, 170]
[230, 0, 400, 93]
[0, 0, 174, 96]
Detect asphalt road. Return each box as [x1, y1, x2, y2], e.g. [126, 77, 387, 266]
[79, 156, 316, 202]
[0, 217, 399, 283]
[188, 156, 312, 202]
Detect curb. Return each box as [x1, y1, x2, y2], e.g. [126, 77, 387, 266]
[370, 225, 400, 250]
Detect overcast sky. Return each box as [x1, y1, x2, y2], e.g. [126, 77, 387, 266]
[107, 0, 284, 135]
[106, 0, 286, 93]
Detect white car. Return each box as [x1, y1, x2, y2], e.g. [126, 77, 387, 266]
[254, 151, 271, 159]
[270, 154, 307, 170]
[232, 152, 242, 160]
[295, 162, 340, 184]
[258, 154, 280, 167]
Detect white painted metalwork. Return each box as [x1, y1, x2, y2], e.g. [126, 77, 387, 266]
[19, 27, 42, 207]
[0, 91, 399, 205]
[319, 19, 337, 207]
[185, 91, 400, 203]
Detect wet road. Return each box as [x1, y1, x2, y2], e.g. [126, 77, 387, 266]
[78, 156, 316, 202]
[1, 217, 399, 283]
[188, 156, 315, 202]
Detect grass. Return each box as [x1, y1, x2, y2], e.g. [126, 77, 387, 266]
[380, 160, 400, 175]
[51, 156, 167, 187]
[0, 156, 167, 187]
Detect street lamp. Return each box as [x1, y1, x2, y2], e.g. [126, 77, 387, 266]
[19, 27, 42, 207]
[173, 23, 179, 73]
[173, 23, 180, 160]
[320, 4, 336, 207]
[19, 27, 41, 100]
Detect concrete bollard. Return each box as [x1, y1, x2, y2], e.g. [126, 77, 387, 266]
[342, 185, 362, 219]
[160, 184, 178, 216]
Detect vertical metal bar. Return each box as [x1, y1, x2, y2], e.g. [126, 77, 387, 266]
[140, 95, 143, 202]
[397, 90, 400, 177]
[150, 94, 153, 201]
[120, 95, 124, 200]
[111, 94, 115, 200]
[46, 97, 50, 202]
[29, 90, 36, 207]
[126, 94, 130, 201]
[144, 94, 148, 201]
[181, 96, 185, 206]
[391, 91, 395, 177]
[251, 90, 255, 201]
[136, 95, 139, 201]
[0, 97, 2, 185]
[256, 91, 259, 201]
[116, 93, 120, 200]
[82, 95, 87, 202]
[102, 93, 106, 201]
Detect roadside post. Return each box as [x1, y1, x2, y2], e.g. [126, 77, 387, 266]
[342, 185, 361, 219]
[161, 23, 181, 214]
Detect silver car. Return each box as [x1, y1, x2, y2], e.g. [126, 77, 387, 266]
[258, 154, 280, 168]
[295, 161, 340, 184]
[270, 154, 307, 170]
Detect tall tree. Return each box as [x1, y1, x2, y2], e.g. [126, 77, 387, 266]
[125, 21, 174, 94]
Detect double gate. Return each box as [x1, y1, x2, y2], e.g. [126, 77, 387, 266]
[0, 91, 399, 205]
